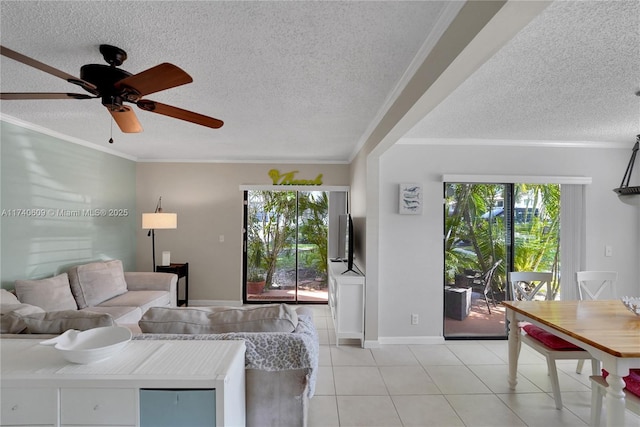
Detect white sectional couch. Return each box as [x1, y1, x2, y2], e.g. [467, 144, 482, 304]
[1, 264, 319, 427]
[1, 259, 177, 333]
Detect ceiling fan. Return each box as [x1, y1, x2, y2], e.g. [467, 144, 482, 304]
[0, 44, 224, 134]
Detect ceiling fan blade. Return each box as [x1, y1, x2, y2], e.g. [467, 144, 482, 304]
[1, 45, 98, 94]
[115, 63, 192, 98]
[108, 105, 143, 133]
[1, 92, 95, 100]
[137, 100, 224, 129]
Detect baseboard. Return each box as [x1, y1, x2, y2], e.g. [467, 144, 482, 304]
[189, 299, 243, 307]
[378, 336, 445, 345]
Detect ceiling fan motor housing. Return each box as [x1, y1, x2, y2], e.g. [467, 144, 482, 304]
[80, 64, 133, 109]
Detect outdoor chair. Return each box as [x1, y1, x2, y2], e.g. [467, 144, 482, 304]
[574, 271, 617, 374]
[508, 271, 599, 410]
[468, 259, 502, 314]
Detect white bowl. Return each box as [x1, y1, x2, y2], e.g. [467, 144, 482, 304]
[42, 326, 132, 364]
[621, 296, 640, 316]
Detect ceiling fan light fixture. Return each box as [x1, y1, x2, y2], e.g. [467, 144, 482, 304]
[103, 94, 124, 110]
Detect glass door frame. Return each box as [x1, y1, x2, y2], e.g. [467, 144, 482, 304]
[242, 189, 330, 305]
[443, 182, 513, 340]
[443, 180, 562, 339]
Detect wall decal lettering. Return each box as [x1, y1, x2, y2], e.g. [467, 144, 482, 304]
[268, 169, 323, 185]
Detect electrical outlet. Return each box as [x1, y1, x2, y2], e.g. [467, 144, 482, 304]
[605, 245, 612, 257]
[411, 314, 419, 325]
[219, 235, 225, 243]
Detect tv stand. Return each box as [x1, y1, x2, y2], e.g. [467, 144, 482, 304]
[328, 261, 365, 347]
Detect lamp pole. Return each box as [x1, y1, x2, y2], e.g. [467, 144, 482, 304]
[151, 228, 156, 271]
[142, 196, 177, 272]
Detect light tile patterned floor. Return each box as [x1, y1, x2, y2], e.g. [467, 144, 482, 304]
[304, 305, 640, 427]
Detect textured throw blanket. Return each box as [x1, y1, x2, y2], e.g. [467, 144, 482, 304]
[133, 313, 320, 397]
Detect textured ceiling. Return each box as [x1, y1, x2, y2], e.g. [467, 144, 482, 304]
[0, 0, 447, 162]
[1, 1, 639, 162]
[405, 0, 640, 145]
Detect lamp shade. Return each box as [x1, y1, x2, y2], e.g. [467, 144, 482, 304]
[142, 213, 177, 230]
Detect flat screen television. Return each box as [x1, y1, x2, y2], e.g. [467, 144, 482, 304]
[337, 213, 355, 274]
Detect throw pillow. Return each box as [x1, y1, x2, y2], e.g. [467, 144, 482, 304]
[0, 289, 20, 305]
[68, 260, 128, 308]
[0, 303, 45, 333]
[15, 273, 77, 312]
[139, 303, 299, 334]
[3, 309, 114, 334]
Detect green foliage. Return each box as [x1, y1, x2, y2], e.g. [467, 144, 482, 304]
[444, 183, 560, 297]
[297, 192, 329, 279]
[246, 191, 328, 288]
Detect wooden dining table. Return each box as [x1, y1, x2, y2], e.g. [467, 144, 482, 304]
[502, 299, 640, 427]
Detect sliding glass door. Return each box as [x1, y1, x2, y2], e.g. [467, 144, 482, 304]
[244, 190, 329, 303]
[443, 182, 560, 338]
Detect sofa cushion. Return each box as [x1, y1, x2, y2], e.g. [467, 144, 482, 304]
[81, 306, 142, 325]
[1, 303, 46, 333]
[98, 290, 171, 312]
[68, 260, 128, 308]
[139, 304, 299, 334]
[3, 309, 114, 334]
[15, 273, 77, 312]
[0, 289, 20, 305]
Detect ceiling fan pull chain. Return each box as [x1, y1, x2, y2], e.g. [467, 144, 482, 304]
[109, 96, 114, 144]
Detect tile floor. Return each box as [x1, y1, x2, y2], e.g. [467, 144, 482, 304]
[304, 305, 640, 427]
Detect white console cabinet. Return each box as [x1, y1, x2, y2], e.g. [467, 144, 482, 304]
[1, 339, 245, 427]
[328, 261, 365, 347]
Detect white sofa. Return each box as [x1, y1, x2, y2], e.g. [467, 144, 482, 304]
[1, 260, 177, 333]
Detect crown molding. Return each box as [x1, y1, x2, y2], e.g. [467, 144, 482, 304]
[397, 137, 632, 149]
[1, 114, 138, 161]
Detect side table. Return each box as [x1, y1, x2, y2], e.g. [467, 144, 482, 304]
[156, 262, 189, 307]
[444, 286, 471, 320]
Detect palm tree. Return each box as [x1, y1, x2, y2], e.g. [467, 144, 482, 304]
[247, 191, 297, 288]
[297, 192, 329, 282]
[445, 184, 506, 287]
[513, 184, 560, 298]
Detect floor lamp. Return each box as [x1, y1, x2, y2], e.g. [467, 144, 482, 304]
[142, 197, 177, 271]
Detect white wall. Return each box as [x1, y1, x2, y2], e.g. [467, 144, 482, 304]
[377, 142, 640, 342]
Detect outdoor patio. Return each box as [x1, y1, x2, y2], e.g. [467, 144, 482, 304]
[444, 290, 507, 338]
[247, 284, 328, 303]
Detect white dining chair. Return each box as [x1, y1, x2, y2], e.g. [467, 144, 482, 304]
[574, 271, 618, 374]
[508, 271, 599, 410]
[576, 270, 618, 301]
